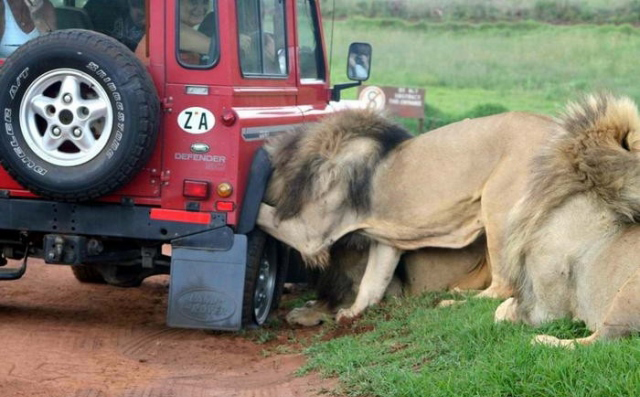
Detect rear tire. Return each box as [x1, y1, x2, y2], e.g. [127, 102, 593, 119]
[70, 265, 105, 284]
[70, 263, 151, 287]
[242, 230, 288, 327]
[97, 264, 151, 288]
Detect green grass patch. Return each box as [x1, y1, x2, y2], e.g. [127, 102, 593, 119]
[302, 293, 640, 397]
[328, 20, 640, 132]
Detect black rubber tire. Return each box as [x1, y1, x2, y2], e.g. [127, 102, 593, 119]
[242, 229, 288, 327]
[0, 29, 160, 202]
[70, 265, 106, 284]
[96, 264, 150, 288]
[71, 263, 151, 288]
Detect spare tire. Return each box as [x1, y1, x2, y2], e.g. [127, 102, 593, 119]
[0, 30, 160, 201]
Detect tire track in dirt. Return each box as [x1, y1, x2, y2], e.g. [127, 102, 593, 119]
[118, 327, 188, 357]
[0, 260, 335, 397]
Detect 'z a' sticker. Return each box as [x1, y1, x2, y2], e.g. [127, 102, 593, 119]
[178, 107, 215, 134]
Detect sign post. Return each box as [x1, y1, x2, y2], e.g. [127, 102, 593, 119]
[358, 86, 426, 133]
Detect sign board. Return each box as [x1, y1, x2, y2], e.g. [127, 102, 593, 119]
[358, 85, 425, 119]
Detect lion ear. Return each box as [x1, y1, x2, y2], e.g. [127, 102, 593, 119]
[624, 129, 640, 152]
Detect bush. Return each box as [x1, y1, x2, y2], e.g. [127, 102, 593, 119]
[422, 102, 509, 133]
[320, 0, 640, 25]
[462, 103, 509, 118]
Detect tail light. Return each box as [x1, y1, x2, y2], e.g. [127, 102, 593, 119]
[215, 201, 235, 212]
[221, 109, 237, 126]
[183, 180, 209, 199]
[216, 182, 233, 198]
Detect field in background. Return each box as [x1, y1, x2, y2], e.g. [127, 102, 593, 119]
[321, 0, 640, 24]
[324, 18, 640, 131]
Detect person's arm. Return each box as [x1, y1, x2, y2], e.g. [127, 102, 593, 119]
[135, 33, 149, 63]
[24, 0, 57, 32]
[42, 0, 56, 30]
[348, 53, 357, 68]
[179, 23, 211, 54]
[360, 55, 369, 69]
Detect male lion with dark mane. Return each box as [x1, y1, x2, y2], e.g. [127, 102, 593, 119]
[495, 94, 640, 346]
[258, 108, 560, 322]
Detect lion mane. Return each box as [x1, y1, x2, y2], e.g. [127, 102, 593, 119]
[503, 93, 640, 312]
[264, 108, 412, 221]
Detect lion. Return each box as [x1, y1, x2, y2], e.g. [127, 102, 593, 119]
[258, 108, 563, 322]
[287, 236, 490, 326]
[495, 94, 640, 346]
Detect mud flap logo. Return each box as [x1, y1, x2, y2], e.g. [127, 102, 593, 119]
[177, 289, 236, 322]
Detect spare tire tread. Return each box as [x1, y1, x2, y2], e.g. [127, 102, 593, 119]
[0, 30, 160, 202]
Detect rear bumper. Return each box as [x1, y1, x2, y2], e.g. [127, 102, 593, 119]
[0, 197, 226, 241]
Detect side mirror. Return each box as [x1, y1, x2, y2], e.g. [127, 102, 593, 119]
[347, 42, 372, 81]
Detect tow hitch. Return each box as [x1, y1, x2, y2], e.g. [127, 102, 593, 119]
[0, 248, 28, 280]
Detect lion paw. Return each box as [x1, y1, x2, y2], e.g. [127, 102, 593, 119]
[335, 308, 358, 326]
[286, 303, 331, 327]
[531, 334, 576, 349]
[476, 285, 513, 300]
[437, 299, 466, 308]
[494, 297, 518, 323]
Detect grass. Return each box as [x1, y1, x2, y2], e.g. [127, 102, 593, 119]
[325, 20, 640, 131]
[301, 293, 640, 397]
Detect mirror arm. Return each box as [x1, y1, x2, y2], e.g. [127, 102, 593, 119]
[331, 81, 362, 102]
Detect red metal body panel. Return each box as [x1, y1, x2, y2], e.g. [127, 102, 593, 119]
[0, 0, 337, 230]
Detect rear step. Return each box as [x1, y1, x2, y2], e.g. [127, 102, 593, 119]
[0, 253, 27, 280]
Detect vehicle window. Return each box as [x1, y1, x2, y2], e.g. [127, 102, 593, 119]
[0, 0, 146, 59]
[296, 0, 324, 81]
[51, 1, 90, 6]
[177, 0, 219, 68]
[83, 0, 145, 51]
[237, 0, 287, 77]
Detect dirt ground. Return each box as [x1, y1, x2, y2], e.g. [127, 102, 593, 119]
[0, 258, 337, 397]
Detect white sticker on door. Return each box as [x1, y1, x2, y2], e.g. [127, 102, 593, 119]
[178, 107, 215, 134]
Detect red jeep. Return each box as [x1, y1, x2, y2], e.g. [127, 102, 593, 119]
[0, 0, 370, 330]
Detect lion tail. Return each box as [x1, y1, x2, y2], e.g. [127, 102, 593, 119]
[503, 93, 640, 285]
[264, 108, 412, 221]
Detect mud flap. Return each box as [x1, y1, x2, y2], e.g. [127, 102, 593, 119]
[167, 232, 247, 331]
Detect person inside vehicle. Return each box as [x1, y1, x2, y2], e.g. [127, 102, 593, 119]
[134, 0, 216, 64]
[348, 43, 370, 80]
[179, 0, 212, 59]
[179, 0, 270, 67]
[262, 32, 284, 74]
[0, 0, 56, 58]
[84, 0, 145, 51]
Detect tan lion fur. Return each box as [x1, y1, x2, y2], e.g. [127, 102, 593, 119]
[287, 237, 490, 327]
[496, 93, 640, 345]
[259, 108, 556, 321]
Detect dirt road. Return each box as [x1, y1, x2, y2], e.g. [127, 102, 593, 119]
[0, 259, 334, 397]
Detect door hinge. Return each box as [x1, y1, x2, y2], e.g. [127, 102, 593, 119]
[161, 170, 171, 186]
[162, 96, 174, 113]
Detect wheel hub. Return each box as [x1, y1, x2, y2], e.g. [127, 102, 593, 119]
[19, 68, 114, 167]
[253, 253, 276, 324]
